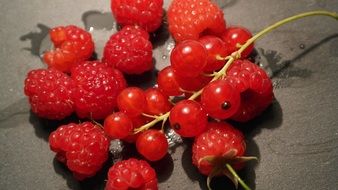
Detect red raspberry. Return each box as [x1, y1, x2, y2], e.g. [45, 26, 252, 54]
[71, 61, 126, 120]
[111, 0, 164, 32]
[192, 122, 246, 176]
[103, 26, 153, 74]
[192, 122, 255, 188]
[105, 158, 158, 190]
[43, 25, 94, 73]
[24, 68, 75, 120]
[226, 60, 274, 122]
[49, 122, 109, 180]
[167, 0, 226, 42]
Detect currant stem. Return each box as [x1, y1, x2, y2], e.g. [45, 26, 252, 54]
[226, 164, 251, 190]
[134, 112, 170, 133]
[134, 10, 338, 133]
[238, 10, 338, 56]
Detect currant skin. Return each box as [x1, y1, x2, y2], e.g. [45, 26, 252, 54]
[170, 40, 208, 77]
[201, 79, 241, 120]
[169, 100, 208, 137]
[104, 112, 133, 140]
[117, 87, 146, 117]
[144, 88, 172, 116]
[157, 66, 182, 96]
[221, 26, 253, 58]
[136, 130, 168, 161]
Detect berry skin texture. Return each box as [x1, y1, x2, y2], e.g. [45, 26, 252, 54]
[221, 26, 253, 58]
[105, 158, 158, 190]
[157, 66, 182, 96]
[192, 122, 246, 176]
[24, 68, 75, 120]
[117, 87, 146, 117]
[170, 40, 208, 77]
[169, 100, 208, 137]
[198, 36, 230, 72]
[103, 25, 153, 74]
[111, 0, 163, 32]
[43, 25, 94, 73]
[201, 79, 241, 120]
[104, 112, 133, 140]
[71, 61, 125, 120]
[49, 122, 109, 180]
[136, 130, 168, 161]
[168, 0, 226, 42]
[144, 88, 172, 115]
[227, 60, 274, 122]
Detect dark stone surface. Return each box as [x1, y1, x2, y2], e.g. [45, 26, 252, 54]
[0, 0, 338, 189]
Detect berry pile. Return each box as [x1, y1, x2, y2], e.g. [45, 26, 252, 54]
[23, 0, 338, 189]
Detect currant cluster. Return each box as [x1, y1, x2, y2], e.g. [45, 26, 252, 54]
[22, 0, 338, 189]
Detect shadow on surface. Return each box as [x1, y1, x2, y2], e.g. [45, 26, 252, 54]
[53, 155, 113, 190]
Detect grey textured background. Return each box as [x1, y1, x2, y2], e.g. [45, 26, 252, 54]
[0, 0, 338, 189]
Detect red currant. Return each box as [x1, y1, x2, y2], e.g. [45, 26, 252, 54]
[157, 66, 182, 96]
[136, 130, 168, 161]
[144, 88, 172, 115]
[174, 72, 212, 92]
[122, 115, 150, 143]
[117, 87, 146, 117]
[221, 26, 253, 58]
[170, 40, 208, 77]
[201, 79, 241, 119]
[198, 36, 230, 72]
[104, 112, 133, 139]
[169, 100, 208, 137]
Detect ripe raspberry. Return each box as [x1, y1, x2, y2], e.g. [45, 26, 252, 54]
[103, 26, 153, 74]
[192, 122, 255, 189]
[226, 60, 274, 122]
[71, 61, 126, 120]
[24, 68, 75, 120]
[105, 158, 158, 190]
[49, 122, 109, 180]
[167, 0, 226, 42]
[111, 0, 164, 32]
[192, 122, 246, 176]
[43, 25, 94, 73]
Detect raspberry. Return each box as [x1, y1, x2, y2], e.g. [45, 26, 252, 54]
[103, 26, 153, 74]
[71, 61, 126, 120]
[49, 122, 109, 180]
[167, 0, 226, 42]
[111, 0, 164, 32]
[24, 68, 75, 120]
[105, 158, 158, 190]
[226, 60, 274, 122]
[192, 122, 246, 176]
[43, 25, 94, 73]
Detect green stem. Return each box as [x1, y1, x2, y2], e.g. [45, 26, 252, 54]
[238, 10, 338, 56]
[134, 10, 338, 133]
[226, 164, 251, 190]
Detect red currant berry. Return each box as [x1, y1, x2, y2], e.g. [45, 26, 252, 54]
[117, 87, 146, 117]
[174, 72, 212, 92]
[144, 88, 172, 115]
[221, 26, 253, 58]
[198, 36, 230, 72]
[170, 40, 208, 77]
[136, 130, 168, 161]
[201, 79, 241, 119]
[169, 100, 208, 137]
[122, 115, 150, 143]
[157, 66, 182, 96]
[104, 112, 133, 139]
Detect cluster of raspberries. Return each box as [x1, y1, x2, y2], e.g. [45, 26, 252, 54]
[23, 0, 275, 189]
